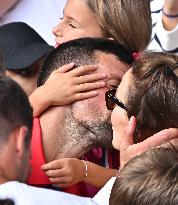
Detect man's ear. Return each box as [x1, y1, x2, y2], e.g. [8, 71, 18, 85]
[15, 126, 28, 159]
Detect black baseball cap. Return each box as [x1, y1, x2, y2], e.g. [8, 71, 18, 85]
[0, 22, 54, 70]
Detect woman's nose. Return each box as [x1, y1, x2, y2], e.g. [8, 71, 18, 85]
[52, 23, 62, 37]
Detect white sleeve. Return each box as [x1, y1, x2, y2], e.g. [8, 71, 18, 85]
[148, 0, 178, 54]
[92, 177, 116, 205]
[0, 182, 98, 205]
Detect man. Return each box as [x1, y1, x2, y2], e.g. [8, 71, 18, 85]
[0, 74, 96, 205]
[28, 37, 134, 195]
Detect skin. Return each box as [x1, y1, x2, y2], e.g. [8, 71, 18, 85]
[162, 0, 178, 31]
[111, 69, 132, 150]
[31, 0, 109, 116]
[6, 60, 42, 96]
[0, 126, 30, 184]
[111, 68, 178, 169]
[72, 53, 129, 125]
[30, 64, 107, 117]
[0, 0, 18, 17]
[40, 52, 129, 162]
[52, 0, 104, 47]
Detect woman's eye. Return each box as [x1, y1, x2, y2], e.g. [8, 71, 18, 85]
[69, 23, 77, 28]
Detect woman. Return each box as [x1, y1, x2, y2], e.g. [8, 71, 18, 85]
[93, 51, 178, 205]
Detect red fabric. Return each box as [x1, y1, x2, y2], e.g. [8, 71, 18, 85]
[27, 118, 119, 197]
[27, 118, 50, 185]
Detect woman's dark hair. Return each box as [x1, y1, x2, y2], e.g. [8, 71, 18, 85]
[126, 52, 178, 142]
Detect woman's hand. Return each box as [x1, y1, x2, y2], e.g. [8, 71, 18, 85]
[119, 116, 178, 169]
[41, 158, 86, 188]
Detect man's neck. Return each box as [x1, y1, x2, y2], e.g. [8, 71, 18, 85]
[40, 107, 95, 162]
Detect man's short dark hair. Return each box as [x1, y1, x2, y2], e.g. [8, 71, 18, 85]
[37, 37, 134, 86]
[0, 75, 32, 147]
[110, 147, 178, 205]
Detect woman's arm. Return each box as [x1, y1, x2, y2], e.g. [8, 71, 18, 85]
[42, 158, 118, 188]
[162, 0, 178, 31]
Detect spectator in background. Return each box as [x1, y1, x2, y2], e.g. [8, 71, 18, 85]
[0, 22, 53, 95]
[148, 0, 178, 54]
[0, 0, 67, 45]
[110, 147, 178, 205]
[0, 74, 97, 205]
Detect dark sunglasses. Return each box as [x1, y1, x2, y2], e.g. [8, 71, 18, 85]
[105, 89, 127, 111]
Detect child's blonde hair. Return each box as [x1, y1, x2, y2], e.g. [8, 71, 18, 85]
[84, 0, 152, 52]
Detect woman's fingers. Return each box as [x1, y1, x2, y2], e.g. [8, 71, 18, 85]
[41, 160, 63, 171]
[75, 81, 106, 92]
[52, 62, 75, 74]
[45, 169, 67, 178]
[70, 65, 100, 76]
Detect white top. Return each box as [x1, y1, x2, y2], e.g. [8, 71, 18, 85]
[148, 0, 178, 54]
[0, 0, 67, 46]
[93, 177, 116, 205]
[0, 181, 97, 205]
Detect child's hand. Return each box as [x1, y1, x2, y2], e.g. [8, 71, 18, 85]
[41, 158, 86, 188]
[43, 62, 107, 106]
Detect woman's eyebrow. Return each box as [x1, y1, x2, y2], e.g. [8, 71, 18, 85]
[63, 9, 80, 23]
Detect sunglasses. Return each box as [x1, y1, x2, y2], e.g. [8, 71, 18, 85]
[105, 89, 127, 111]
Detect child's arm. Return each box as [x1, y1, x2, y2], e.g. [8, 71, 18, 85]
[162, 0, 178, 31]
[41, 158, 118, 188]
[29, 63, 106, 117]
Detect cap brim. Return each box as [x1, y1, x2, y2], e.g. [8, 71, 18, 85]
[5, 43, 54, 70]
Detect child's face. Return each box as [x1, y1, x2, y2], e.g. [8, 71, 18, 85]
[53, 0, 103, 47]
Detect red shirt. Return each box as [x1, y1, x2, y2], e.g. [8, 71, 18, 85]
[27, 118, 50, 184]
[27, 118, 119, 197]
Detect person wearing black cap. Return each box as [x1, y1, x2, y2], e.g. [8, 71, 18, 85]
[0, 22, 54, 95]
